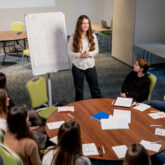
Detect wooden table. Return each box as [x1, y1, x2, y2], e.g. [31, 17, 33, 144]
[46, 98, 165, 161]
[0, 31, 27, 64]
[92, 24, 112, 32]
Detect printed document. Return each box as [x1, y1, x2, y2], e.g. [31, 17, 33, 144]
[82, 143, 99, 156]
[155, 128, 165, 136]
[47, 121, 64, 129]
[148, 112, 165, 119]
[112, 145, 127, 159]
[133, 103, 151, 111]
[140, 140, 162, 152]
[114, 97, 133, 107]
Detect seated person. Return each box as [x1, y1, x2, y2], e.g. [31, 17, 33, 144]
[4, 105, 41, 165]
[149, 96, 165, 111]
[42, 120, 91, 165]
[121, 59, 150, 102]
[123, 143, 151, 165]
[0, 72, 43, 127]
[0, 89, 9, 132]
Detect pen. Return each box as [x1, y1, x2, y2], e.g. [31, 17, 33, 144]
[102, 145, 105, 154]
[67, 113, 74, 118]
[98, 147, 103, 156]
[150, 125, 162, 127]
[150, 111, 158, 113]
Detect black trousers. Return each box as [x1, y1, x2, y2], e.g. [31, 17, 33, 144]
[72, 65, 102, 101]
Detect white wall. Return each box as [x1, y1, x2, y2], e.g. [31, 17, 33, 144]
[134, 0, 165, 44]
[134, 0, 165, 64]
[0, 0, 113, 35]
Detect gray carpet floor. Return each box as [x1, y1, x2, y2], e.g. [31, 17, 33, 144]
[0, 53, 165, 109]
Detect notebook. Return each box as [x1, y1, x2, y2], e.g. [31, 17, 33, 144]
[91, 111, 110, 121]
[101, 20, 111, 29]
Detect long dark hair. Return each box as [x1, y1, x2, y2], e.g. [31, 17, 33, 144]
[123, 144, 151, 165]
[51, 120, 82, 165]
[7, 105, 34, 140]
[0, 72, 7, 89]
[73, 15, 95, 52]
[0, 89, 8, 118]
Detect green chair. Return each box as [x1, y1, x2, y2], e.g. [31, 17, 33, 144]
[26, 77, 57, 120]
[0, 129, 4, 143]
[0, 143, 23, 165]
[147, 72, 157, 101]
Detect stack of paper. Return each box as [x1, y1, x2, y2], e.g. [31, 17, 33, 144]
[140, 140, 162, 152]
[82, 143, 99, 156]
[133, 103, 151, 111]
[148, 112, 165, 119]
[100, 109, 131, 130]
[114, 97, 133, 108]
[58, 106, 74, 113]
[112, 145, 128, 159]
[113, 109, 131, 123]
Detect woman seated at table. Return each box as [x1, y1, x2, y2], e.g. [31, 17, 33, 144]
[120, 59, 150, 102]
[123, 143, 151, 165]
[42, 120, 91, 165]
[0, 72, 43, 127]
[4, 105, 41, 165]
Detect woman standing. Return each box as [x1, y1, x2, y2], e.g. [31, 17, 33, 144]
[4, 105, 41, 165]
[42, 120, 91, 165]
[68, 15, 102, 101]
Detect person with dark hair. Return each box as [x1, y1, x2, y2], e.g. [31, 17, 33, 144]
[0, 72, 43, 127]
[68, 15, 102, 101]
[4, 105, 41, 165]
[0, 72, 15, 109]
[0, 89, 9, 132]
[148, 96, 165, 111]
[121, 59, 150, 102]
[42, 120, 91, 165]
[123, 143, 151, 165]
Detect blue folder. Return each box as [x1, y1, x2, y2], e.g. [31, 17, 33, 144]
[91, 112, 110, 121]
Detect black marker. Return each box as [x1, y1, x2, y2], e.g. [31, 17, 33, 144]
[98, 147, 103, 156]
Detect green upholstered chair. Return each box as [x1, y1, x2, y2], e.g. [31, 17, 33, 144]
[26, 77, 57, 120]
[0, 143, 23, 165]
[0, 129, 4, 143]
[147, 72, 157, 101]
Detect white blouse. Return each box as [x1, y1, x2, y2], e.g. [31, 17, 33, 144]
[0, 118, 7, 132]
[68, 33, 99, 70]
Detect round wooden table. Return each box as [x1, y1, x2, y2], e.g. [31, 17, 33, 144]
[46, 98, 165, 160]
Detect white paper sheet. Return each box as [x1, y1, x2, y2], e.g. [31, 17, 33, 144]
[133, 103, 151, 111]
[82, 143, 99, 156]
[49, 136, 58, 144]
[47, 121, 64, 130]
[140, 140, 162, 152]
[113, 109, 131, 123]
[112, 145, 127, 159]
[100, 118, 129, 130]
[114, 97, 133, 107]
[148, 112, 165, 119]
[155, 128, 165, 136]
[58, 106, 74, 112]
